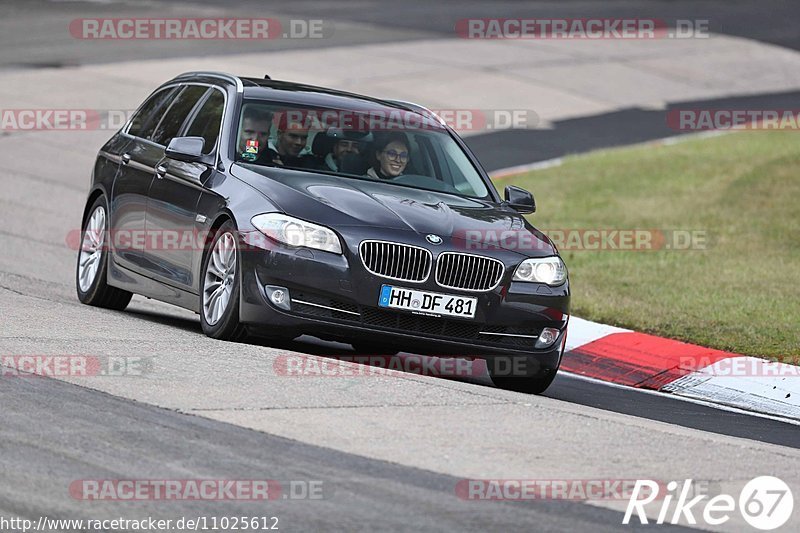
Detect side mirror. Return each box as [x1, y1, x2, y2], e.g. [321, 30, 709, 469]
[165, 136, 205, 163]
[504, 185, 536, 214]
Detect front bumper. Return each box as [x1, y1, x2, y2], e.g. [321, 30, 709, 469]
[238, 230, 569, 363]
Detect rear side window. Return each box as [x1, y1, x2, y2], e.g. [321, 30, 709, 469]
[127, 87, 177, 138]
[150, 85, 208, 146]
[185, 90, 225, 155]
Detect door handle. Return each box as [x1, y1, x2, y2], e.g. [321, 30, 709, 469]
[155, 164, 168, 178]
[121, 153, 131, 165]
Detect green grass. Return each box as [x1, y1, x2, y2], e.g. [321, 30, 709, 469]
[498, 131, 800, 361]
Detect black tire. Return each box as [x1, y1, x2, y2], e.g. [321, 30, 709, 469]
[488, 355, 559, 394]
[75, 195, 133, 310]
[351, 342, 399, 355]
[199, 221, 248, 341]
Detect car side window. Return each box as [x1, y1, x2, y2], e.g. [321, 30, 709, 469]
[127, 87, 178, 139]
[185, 89, 225, 155]
[150, 85, 208, 147]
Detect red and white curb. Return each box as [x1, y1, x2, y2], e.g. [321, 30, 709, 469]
[564, 317, 800, 421]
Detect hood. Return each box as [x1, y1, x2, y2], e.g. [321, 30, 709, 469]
[232, 164, 555, 256]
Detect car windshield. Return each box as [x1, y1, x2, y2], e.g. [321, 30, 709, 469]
[234, 100, 491, 199]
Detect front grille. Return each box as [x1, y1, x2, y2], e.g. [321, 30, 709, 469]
[435, 252, 504, 291]
[359, 240, 432, 282]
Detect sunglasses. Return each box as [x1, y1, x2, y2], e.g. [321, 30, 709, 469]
[383, 149, 409, 162]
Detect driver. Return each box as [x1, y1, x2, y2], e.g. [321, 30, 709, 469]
[237, 107, 274, 163]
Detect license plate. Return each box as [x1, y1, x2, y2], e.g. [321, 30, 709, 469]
[378, 285, 477, 319]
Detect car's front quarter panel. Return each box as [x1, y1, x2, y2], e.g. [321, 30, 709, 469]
[191, 166, 282, 293]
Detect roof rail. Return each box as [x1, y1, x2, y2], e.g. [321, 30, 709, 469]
[174, 71, 243, 93]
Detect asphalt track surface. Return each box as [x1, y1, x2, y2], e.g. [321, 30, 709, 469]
[1, 1, 799, 531]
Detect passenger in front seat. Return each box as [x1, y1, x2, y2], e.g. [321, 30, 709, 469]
[365, 132, 410, 180]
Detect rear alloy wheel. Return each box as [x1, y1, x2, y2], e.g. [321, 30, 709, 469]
[200, 221, 247, 341]
[75, 196, 133, 310]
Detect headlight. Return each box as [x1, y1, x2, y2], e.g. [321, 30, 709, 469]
[512, 257, 567, 285]
[251, 213, 343, 254]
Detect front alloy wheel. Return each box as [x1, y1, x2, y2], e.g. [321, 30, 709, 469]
[200, 221, 247, 341]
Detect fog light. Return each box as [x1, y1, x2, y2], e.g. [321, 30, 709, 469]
[265, 285, 291, 310]
[535, 327, 560, 349]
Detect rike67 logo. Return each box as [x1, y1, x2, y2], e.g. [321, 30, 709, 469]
[624, 477, 794, 530]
